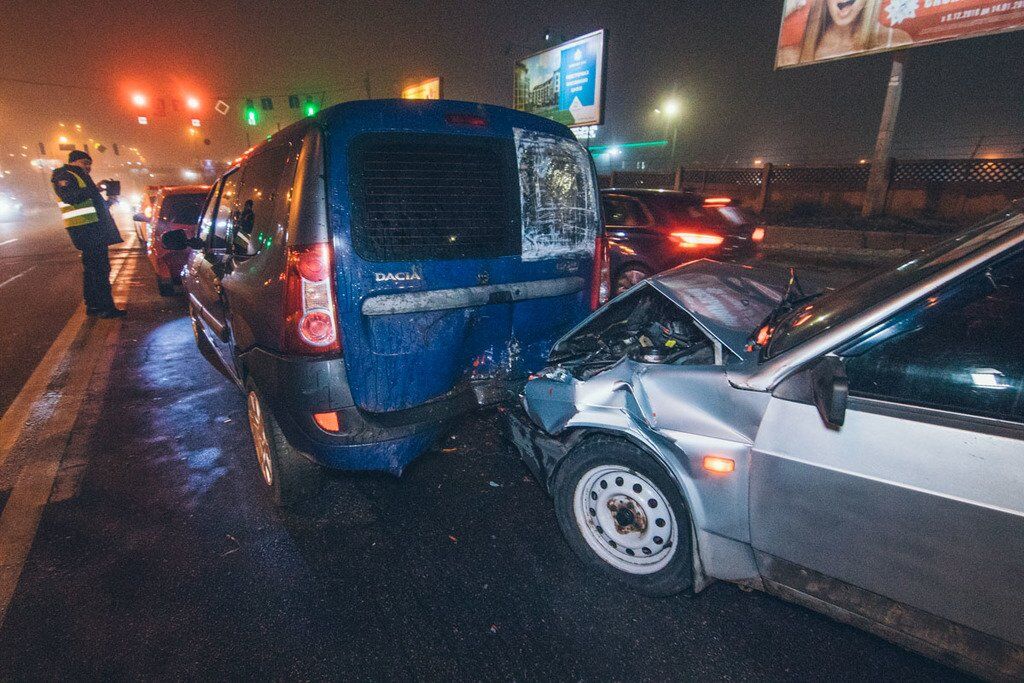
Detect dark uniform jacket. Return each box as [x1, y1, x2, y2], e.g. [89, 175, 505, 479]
[50, 165, 124, 250]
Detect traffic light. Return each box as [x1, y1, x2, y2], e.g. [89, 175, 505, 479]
[260, 97, 273, 111]
[288, 95, 300, 109]
[304, 100, 319, 117]
[244, 99, 258, 126]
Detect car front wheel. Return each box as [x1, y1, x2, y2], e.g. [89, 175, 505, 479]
[552, 436, 693, 596]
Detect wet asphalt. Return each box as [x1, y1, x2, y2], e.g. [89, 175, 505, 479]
[0, 248, 965, 680]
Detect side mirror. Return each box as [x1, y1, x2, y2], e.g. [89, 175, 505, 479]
[161, 228, 205, 251]
[810, 356, 848, 429]
[133, 213, 149, 223]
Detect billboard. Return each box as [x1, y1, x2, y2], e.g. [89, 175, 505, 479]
[777, 0, 1024, 68]
[514, 29, 607, 127]
[402, 77, 442, 100]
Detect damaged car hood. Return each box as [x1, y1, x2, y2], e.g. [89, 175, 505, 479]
[641, 259, 820, 360]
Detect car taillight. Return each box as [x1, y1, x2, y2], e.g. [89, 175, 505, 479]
[703, 197, 731, 207]
[283, 242, 341, 354]
[751, 227, 766, 243]
[590, 234, 611, 310]
[671, 231, 725, 249]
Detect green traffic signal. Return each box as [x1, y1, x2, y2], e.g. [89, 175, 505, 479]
[244, 99, 258, 126]
[304, 102, 318, 117]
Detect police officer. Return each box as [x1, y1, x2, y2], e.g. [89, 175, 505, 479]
[51, 151, 126, 318]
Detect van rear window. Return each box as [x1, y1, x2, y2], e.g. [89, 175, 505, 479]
[349, 133, 520, 262]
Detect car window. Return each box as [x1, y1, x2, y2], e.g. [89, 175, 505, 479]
[843, 249, 1024, 423]
[231, 143, 296, 256]
[212, 171, 241, 250]
[159, 193, 206, 225]
[196, 181, 220, 242]
[603, 197, 646, 227]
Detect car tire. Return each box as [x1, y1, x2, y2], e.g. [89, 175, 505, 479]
[245, 381, 323, 507]
[552, 436, 693, 596]
[157, 278, 176, 297]
[613, 266, 651, 296]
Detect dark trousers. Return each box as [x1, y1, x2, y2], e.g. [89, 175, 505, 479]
[81, 246, 115, 312]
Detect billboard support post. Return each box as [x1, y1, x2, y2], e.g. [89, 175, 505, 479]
[863, 51, 907, 218]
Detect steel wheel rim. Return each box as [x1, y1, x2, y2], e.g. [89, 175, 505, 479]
[615, 269, 648, 295]
[246, 391, 274, 486]
[573, 465, 678, 574]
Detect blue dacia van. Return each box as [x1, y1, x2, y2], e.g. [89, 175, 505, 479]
[163, 99, 608, 505]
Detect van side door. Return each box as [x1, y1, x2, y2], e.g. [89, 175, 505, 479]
[750, 251, 1024, 652]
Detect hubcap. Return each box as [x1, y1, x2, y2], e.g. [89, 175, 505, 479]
[615, 269, 648, 296]
[573, 465, 677, 574]
[246, 391, 274, 486]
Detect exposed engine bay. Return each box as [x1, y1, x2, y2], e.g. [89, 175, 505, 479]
[548, 285, 719, 380]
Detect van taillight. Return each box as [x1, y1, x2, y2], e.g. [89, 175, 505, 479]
[590, 234, 611, 310]
[283, 243, 341, 354]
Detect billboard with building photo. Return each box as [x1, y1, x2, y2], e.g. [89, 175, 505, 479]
[514, 29, 606, 127]
[777, 0, 1024, 68]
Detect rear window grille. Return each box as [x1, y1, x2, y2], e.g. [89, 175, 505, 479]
[349, 133, 520, 261]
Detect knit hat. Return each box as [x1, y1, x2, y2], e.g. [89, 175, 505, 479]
[68, 150, 92, 163]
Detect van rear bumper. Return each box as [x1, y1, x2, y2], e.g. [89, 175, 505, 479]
[241, 347, 518, 472]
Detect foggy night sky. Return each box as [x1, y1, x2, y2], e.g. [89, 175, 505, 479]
[2, 0, 1023, 173]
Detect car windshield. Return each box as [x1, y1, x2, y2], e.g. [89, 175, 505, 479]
[766, 204, 1024, 359]
[159, 193, 206, 225]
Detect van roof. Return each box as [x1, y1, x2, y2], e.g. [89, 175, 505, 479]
[232, 98, 576, 167]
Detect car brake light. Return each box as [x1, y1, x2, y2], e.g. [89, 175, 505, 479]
[703, 197, 731, 207]
[751, 227, 766, 243]
[671, 231, 725, 249]
[445, 113, 488, 127]
[283, 243, 341, 354]
[590, 233, 611, 310]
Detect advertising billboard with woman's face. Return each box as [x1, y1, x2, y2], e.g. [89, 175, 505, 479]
[777, 0, 1024, 68]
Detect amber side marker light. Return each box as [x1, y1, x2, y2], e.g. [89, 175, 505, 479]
[313, 411, 341, 433]
[703, 455, 735, 474]
[751, 227, 766, 243]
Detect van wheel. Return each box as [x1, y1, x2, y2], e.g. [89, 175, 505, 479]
[157, 278, 176, 296]
[245, 382, 322, 507]
[552, 437, 693, 596]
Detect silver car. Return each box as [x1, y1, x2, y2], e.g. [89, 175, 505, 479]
[507, 205, 1024, 679]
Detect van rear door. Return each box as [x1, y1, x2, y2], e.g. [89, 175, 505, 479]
[335, 125, 600, 414]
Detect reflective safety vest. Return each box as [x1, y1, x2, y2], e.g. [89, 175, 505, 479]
[58, 170, 100, 229]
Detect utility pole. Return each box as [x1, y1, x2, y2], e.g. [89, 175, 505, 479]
[862, 52, 908, 218]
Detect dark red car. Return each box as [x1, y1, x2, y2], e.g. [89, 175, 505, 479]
[601, 188, 765, 295]
[141, 185, 210, 295]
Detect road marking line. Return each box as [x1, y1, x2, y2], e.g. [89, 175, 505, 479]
[0, 266, 36, 290]
[0, 239, 16, 247]
[0, 232, 137, 463]
[0, 233, 138, 626]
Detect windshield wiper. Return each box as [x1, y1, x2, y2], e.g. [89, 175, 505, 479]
[747, 268, 819, 351]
